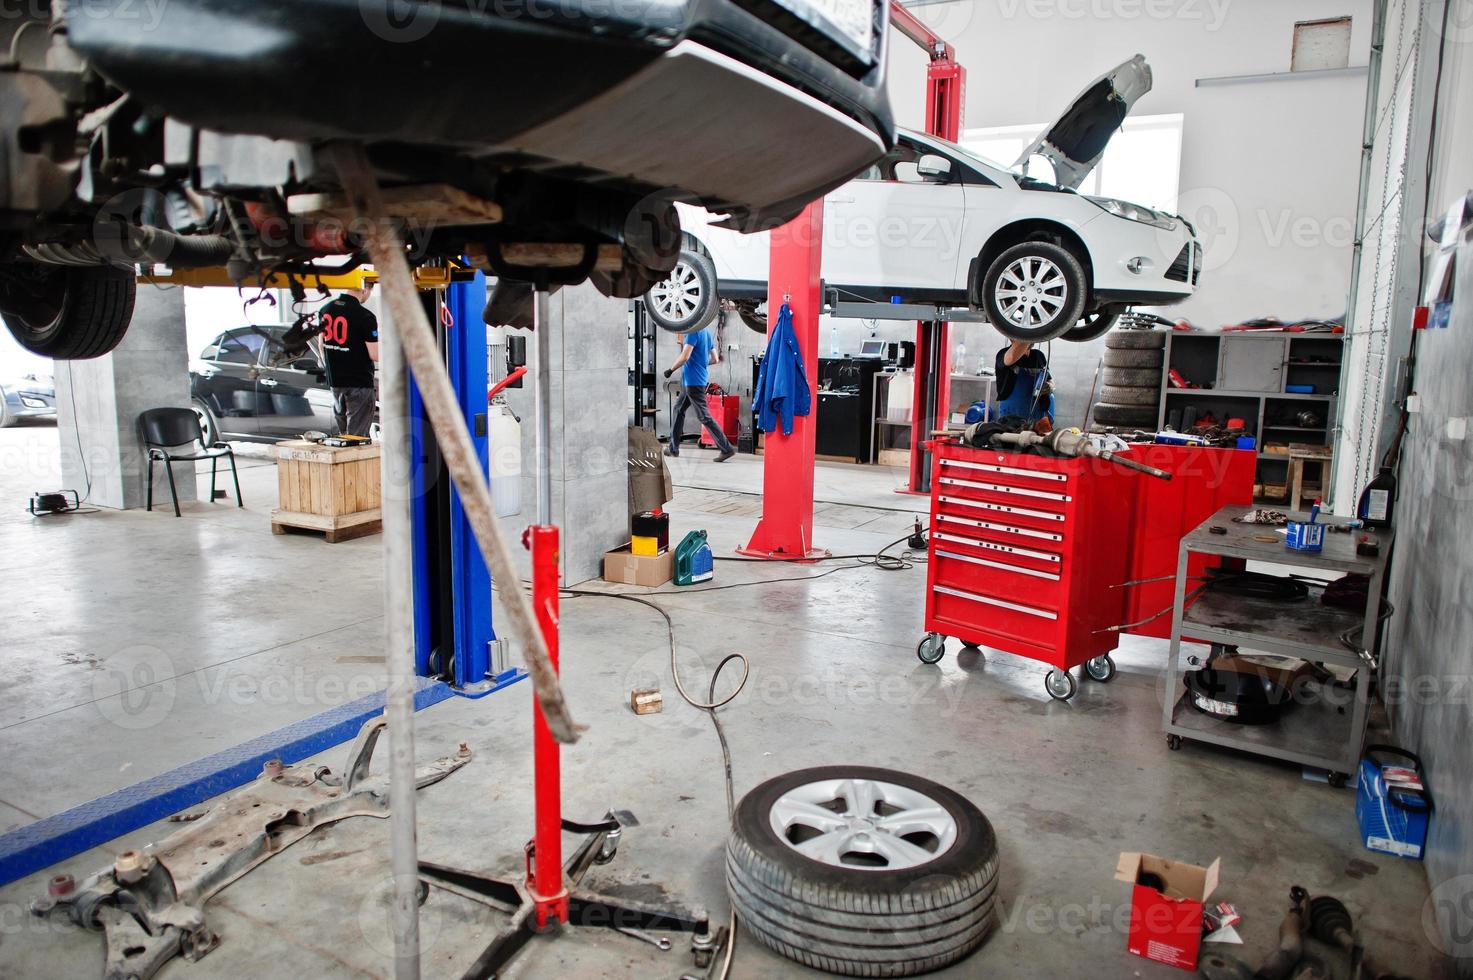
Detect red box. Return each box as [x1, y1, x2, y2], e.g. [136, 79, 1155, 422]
[1116, 851, 1221, 970]
[699, 394, 740, 448]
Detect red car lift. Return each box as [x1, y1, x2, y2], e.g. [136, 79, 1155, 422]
[892, 1, 967, 496]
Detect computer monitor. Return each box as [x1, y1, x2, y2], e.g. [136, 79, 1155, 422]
[858, 341, 884, 357]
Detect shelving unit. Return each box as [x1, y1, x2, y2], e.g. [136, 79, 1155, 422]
[1161, 505, 1391, 782]
[628, 300, 659, 430]
[1157, 331, 1343, 500]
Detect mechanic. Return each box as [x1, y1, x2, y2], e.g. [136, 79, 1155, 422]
[993, 340, 1055, 424]
[318, 281, 379, 438]
[663, 326, 735, 462]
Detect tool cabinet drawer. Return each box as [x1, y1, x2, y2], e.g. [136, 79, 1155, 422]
[929, 583, 1062, 659]
[935, 493, 1069, 538]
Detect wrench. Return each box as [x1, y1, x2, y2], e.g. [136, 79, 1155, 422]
[615, 926, 672, 951]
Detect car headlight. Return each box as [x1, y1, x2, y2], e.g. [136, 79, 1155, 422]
[1087, 197, 1178, 231]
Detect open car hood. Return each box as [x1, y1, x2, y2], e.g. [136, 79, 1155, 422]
[1014, 54, 1152, 190]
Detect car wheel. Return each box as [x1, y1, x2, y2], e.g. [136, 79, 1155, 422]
[1104, 329, 1166, 350]
[1099, 385, 1159, 406]
[727, 765, 998, 977]
[1060, 304, 1124, 342]
[1092, 402, 1158, 428]
[1102, 348, 1163, 370]
[982, 242, 1087, 343]
[734, 300, 767, 334]
[0, 264, 136, 359]
[644, 249, 719, 333]
[0, 394, 13, 429]
[192, 398, 220, 445]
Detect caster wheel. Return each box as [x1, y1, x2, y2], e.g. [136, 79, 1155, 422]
[1328, 772, 1348, 788]
[1166, 734, 1183, 751]
[1084, 655, 1116, 682]
[416, 879, 430, 906]
[961, 642, 981, 652]
[1044, 669, 1076, 702]
[916, 633, 946, 665]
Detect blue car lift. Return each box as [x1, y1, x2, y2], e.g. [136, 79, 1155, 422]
[409, 272, 526, 697]
[0, 271, 523, 888]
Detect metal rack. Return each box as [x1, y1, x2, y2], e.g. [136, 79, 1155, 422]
[1161, 505, 1391, 783]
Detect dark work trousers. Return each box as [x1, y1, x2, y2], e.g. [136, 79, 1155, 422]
[669, 385, 734, 455]
[332, 386, 376, 437]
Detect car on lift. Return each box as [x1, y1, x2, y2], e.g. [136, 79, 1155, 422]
[190, 326, 341, 444]
[644, 55, 1200, 344]
[0, 0, 893, 359]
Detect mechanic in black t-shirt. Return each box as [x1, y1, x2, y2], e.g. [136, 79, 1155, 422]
[993, 341, 1055, 423]
[317, 282, 379, 437]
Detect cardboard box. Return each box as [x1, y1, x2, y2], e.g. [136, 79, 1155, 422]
[1116, 852, 1221, 970]
[628, 427, 673, 515]
[1357, 755, 1431, 859]
[603, 545, 673, 587]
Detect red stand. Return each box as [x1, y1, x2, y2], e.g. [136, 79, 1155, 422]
[526, 524, 567, 927]
[740, 201, 830, 560]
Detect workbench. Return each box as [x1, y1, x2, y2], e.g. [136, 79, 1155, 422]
[1161, 505, 1392, 784]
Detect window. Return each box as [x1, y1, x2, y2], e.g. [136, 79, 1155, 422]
[855, 140, 950, 185]
[960, 113, 1184, 211]
[214, 329, 266, 365]
[1292, 18, 1352, 72]
[277, 345, 322, 372]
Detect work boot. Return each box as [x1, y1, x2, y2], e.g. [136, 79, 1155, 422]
[715, 449, 735, 462]
[663, 446, 679, 458]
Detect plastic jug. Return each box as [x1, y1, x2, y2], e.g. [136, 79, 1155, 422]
[673, 530, 714, 585]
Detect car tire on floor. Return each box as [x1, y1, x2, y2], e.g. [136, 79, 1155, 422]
[1103, 329, 1166, 350]
[1102, 367, 1163, 387]
[727, 765, 998, 977]
[1099, 385, 1159, 406]
[644, 248, 720, 333]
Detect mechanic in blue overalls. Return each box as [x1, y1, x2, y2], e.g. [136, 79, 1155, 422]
[991, 340, 1054, 424]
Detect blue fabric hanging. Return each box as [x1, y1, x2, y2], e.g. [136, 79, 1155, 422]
[753, 303, 811, 436]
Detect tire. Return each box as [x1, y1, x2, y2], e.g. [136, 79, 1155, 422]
[0, 393, 12, 429]
[1099, 385, 1159, 406]
[0, 265, 136, 359]
[980, 242, 1087, 343]
[916, 633, 945, 665]
[643, 249, 719, 333]
[1104, 330, 1166, 350]
[1091, 402, 1157, 427]
[1102, 348, 1163, 369]
[727, 766, 998, 977]
[1059, 305, 1123, 343]
[735, 301, 768, 334]
[1102, 367, 1162, 387]
[192, 398, 220, 445]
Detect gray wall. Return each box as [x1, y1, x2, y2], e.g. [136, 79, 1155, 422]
[502, 283, 629, 584]
[55, 285, 196, 510]
[1384, 1, 1473, 967]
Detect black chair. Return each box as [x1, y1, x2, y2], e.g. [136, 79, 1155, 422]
[138, 407, 243, 517]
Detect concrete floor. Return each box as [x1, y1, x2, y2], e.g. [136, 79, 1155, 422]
[0, 424, 1450, 979]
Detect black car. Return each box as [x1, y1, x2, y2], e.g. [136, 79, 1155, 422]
[0, 0, 893, 359]
[190, 326, 348, 444]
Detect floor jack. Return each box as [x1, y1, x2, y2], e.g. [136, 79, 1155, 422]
[415, 287, 729, 979]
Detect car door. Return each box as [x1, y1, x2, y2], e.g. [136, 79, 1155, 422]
[195, 328, 262, 439]
[822, 137, 969, 298]
[255, 333, 335, 438]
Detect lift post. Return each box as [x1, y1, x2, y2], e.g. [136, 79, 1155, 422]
[890, 0, 967, 495]
[740, 200, 829, 559]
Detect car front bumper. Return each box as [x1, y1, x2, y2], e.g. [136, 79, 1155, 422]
[3, 389, 56, 421]
[1091, 222, 1201, 306]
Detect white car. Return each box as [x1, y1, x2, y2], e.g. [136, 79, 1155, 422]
[645, 55, 1201, 344]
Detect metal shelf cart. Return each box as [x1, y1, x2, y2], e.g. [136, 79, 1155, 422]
[1161, 505, 1392, 784]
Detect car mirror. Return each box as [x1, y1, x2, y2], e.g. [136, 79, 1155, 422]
[916, 154, 953, 181]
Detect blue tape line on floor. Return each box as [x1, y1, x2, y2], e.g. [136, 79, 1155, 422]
[0, 678, 476, 888]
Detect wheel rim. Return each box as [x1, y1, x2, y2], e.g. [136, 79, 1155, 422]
[193, 405, 212, 441]
[768, 778, 957, 870]
[1046, 670, 1073, 698]
[995, 255, 1068, 328]
[648, 259, 702, 323]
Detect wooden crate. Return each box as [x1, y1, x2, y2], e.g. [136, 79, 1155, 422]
[272, 440, 381, 542]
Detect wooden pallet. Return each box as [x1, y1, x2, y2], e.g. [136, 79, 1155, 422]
[271, 507, 382, 543]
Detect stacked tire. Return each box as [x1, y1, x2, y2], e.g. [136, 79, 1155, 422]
[1092, 329, 1166, 430]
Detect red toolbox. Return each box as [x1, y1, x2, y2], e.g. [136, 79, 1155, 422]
[917, 439, 1133, 701]
[699, 392, 741, 448]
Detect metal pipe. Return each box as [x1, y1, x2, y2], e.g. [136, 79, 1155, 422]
[535, 291, 553, 525]
[377, 283, 421, 979]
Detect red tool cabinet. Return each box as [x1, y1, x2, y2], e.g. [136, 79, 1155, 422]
[918, 439, 1133, 699]
[699, 393, 741, 448]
